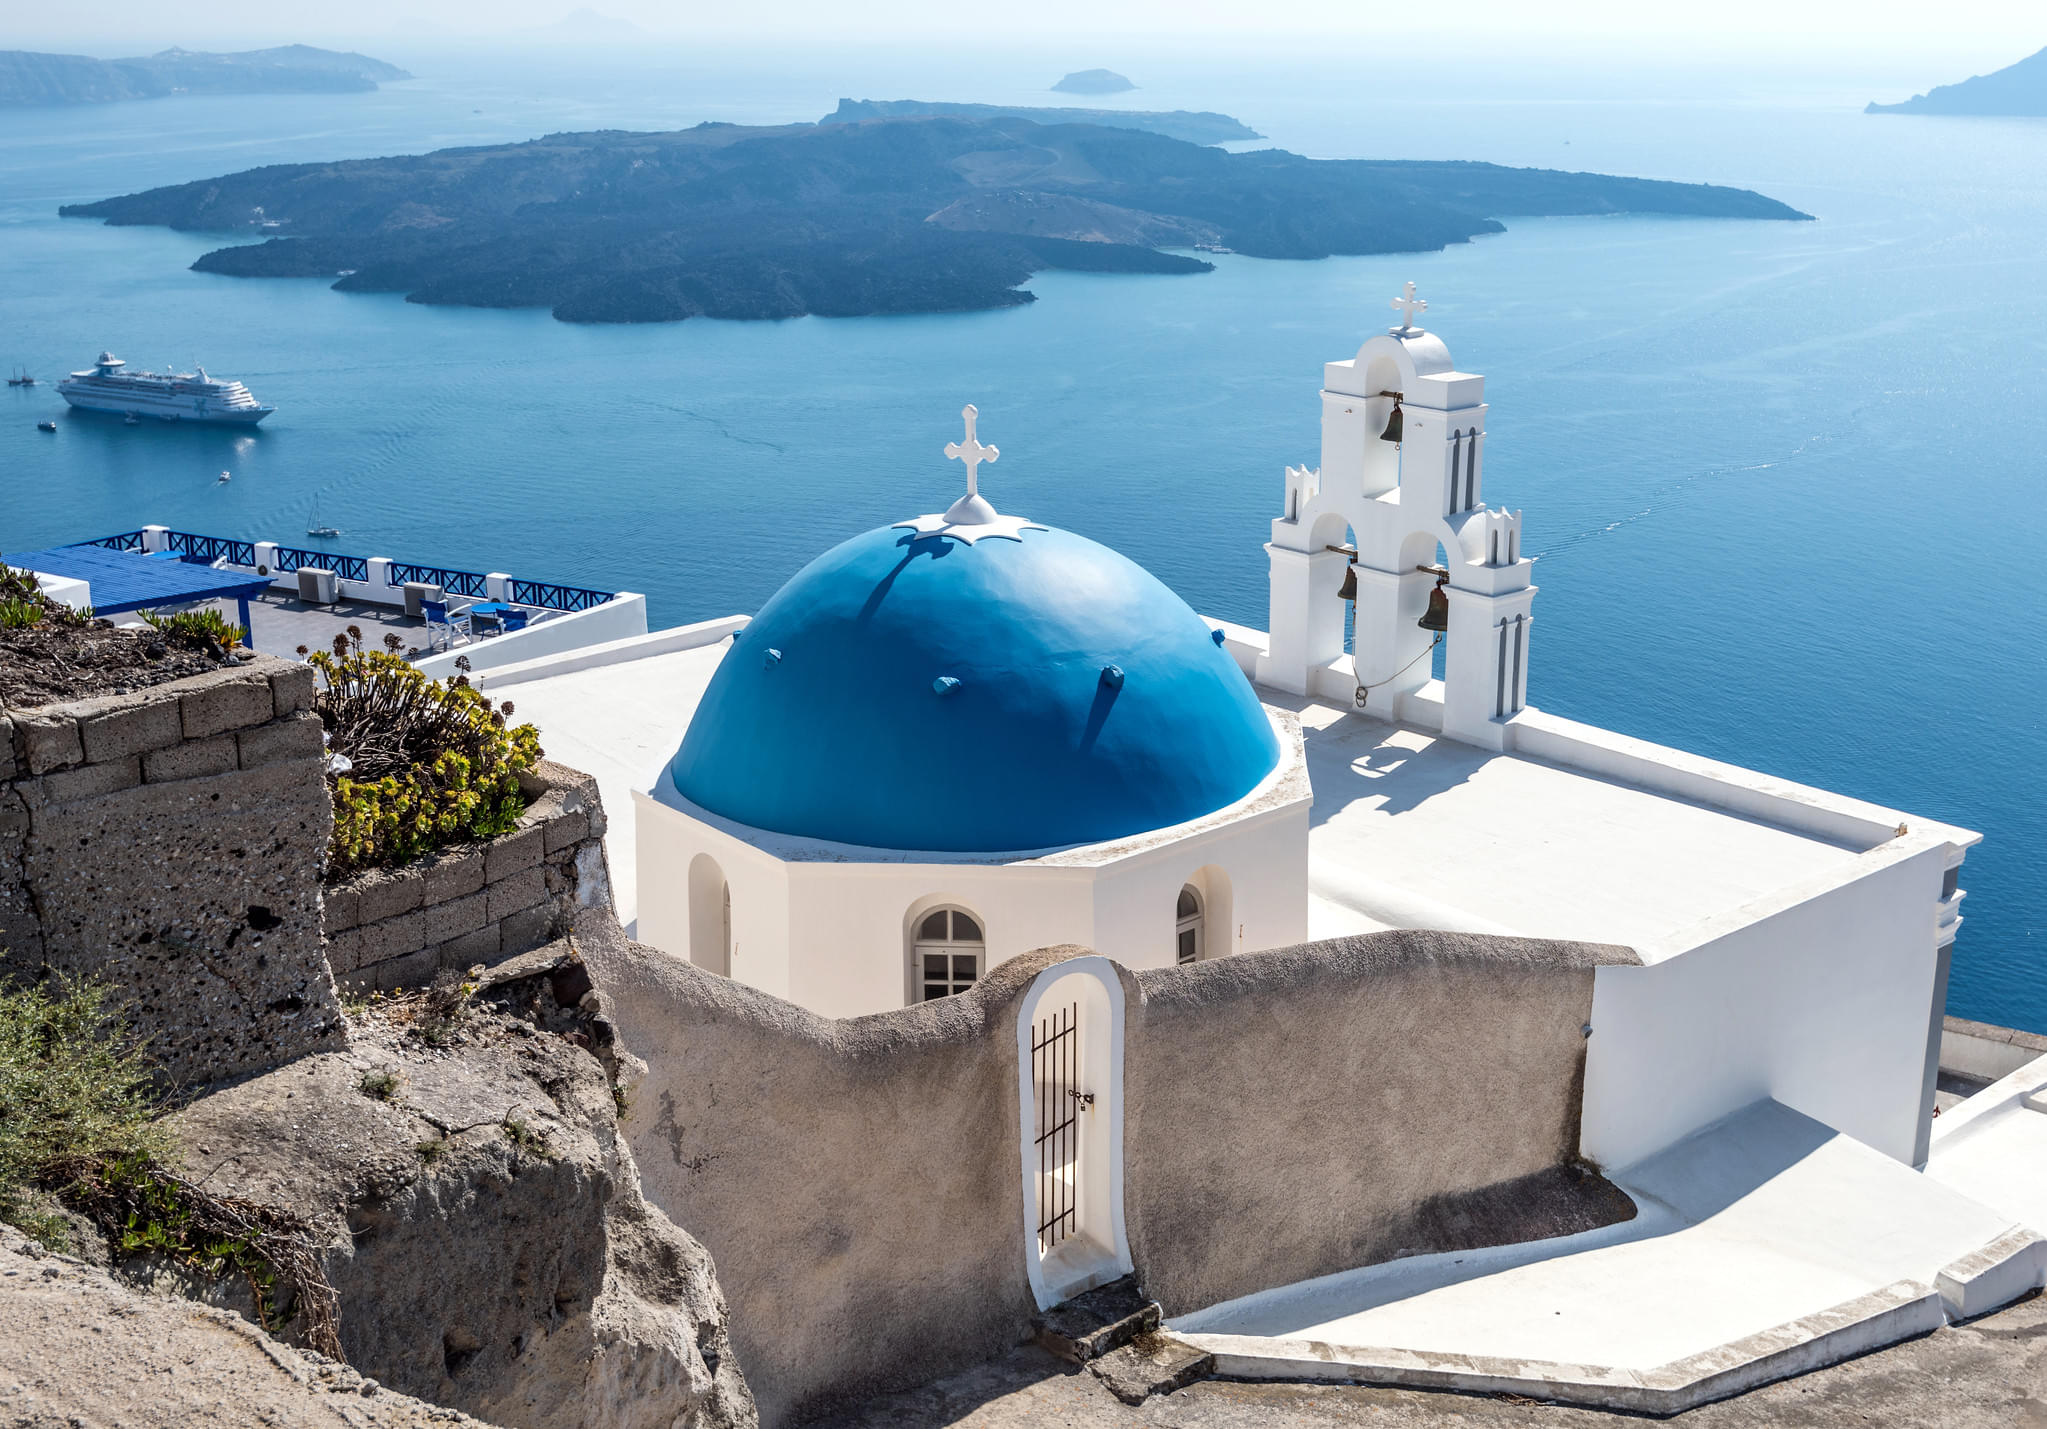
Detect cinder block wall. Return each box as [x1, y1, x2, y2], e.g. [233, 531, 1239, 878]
[322, 761, 612, 991]
[0, 656, 346, 1087]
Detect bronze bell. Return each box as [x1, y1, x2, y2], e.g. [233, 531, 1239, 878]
[1336, 563, 1358, 602]
[1418, 576, 1449, 632]
[1380, 398, 1404, 444]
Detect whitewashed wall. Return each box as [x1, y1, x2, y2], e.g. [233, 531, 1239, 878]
[1089, 805, 1309, 970]
[1581, 838, 1952, 1170]
[634, 778, 1312, 1021]
[414, 593, 648, 680]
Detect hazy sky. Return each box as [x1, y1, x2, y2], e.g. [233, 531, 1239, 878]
[11, 0, 2041, 70]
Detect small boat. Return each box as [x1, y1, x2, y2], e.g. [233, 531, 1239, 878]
[7, 368, 35, 387]
[123, 412, 140, 425]
[36, 420, 56, 431]
[215, 470, 231, 484]
[306, 497, 341, 538]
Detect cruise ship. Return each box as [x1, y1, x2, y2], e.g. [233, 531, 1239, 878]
[57, 353, 274, 425]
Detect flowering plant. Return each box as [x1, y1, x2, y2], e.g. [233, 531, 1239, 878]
[303, 630, 541, 877]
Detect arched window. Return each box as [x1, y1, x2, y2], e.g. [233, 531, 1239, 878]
[688, 853, 731, 977]
[1175, 885, 1204, 965]
[912, 906, 985, 1001]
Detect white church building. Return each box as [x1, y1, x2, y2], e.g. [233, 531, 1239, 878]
[491, 288, 1973, 1175]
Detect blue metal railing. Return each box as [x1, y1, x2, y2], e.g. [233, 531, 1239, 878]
[273, 545, 370, 583]
[66, 531, 617, 613]
[509, 578, 613, 613]
[163, 530, 259, 568]
[388, 562, 489, 599]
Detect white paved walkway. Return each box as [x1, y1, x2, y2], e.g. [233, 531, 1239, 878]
[1174, 1099, 2021, 1371]
[1926, 1051, 2047, 1232]
[490, 638, 731, 928]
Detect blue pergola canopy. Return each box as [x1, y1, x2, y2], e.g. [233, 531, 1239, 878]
[4, 544, 273, 616]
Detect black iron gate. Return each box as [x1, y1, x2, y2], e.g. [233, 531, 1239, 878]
[1033, 1001, 1082, 1253]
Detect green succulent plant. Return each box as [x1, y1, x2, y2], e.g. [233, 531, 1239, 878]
[310, 629, 541, 876]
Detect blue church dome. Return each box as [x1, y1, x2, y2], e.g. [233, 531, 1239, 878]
[671, 519, 1280, 854]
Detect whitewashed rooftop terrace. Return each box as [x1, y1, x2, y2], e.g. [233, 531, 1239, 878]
[1289, 696, 1864, 953]
[477, 619, 1947, 948]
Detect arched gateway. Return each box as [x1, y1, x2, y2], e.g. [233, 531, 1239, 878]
[1015, 957, 1131, 1309]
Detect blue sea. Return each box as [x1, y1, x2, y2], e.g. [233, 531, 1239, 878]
[0, 45, 2040, 1026]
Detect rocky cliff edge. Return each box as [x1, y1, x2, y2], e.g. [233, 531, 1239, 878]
[80, 920, 754, 1429]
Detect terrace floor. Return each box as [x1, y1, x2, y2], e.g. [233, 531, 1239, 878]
[244, 594, 427, 660]
[1279, 695, 1869, 958]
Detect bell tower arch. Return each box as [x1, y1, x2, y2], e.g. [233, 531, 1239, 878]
[1258, 287, 1537, 748]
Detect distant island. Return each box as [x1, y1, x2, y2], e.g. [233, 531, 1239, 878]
[0, 45, 409, 107]
[527, 8, 649, 42]
[1053, 70, 1135, 95]
[1867, 44, 2047, 115]
[824, 98, 1259, 146]
[60, 116, 1812, 325]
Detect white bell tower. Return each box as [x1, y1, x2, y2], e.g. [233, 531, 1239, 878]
[1256, 285, 1537, 749]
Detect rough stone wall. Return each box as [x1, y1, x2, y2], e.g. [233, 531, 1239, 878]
[0, 656, 346, 1086]
[582, 928, 1053, 1428]
[170, 926, 756, 1429]
[324, 761, 612, 992]
[1121, 931, 1640, 1316]
[0, 1224, 504, 1429]
[585, 929, 1641, 1427]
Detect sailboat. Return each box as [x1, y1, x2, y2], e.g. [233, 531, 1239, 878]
[307, 496, 341, 539]
[7, 368, 35, 387]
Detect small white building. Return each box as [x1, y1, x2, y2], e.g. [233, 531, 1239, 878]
[493, 287, 1977, 1173]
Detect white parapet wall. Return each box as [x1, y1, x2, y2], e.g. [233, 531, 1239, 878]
[28, 571, 92, 611]
[463, 615, 749, 690]
[413, 593, 649, 681]
[1939, 1019, 2047, 1085]
[1581, 836, 1955, 1171]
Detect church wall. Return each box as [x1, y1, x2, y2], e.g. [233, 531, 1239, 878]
[1088, 801, 1310, 967]
[1120, 930, 1639, 1317]
[1581, 838, 1952, 1171]
[636, 740, 1311, 1020]
[634, 790, 795, 1000]
[783, 862, 1094, 1017]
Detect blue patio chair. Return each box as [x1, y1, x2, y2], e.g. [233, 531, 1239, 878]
[421, 598, 473, 651]
[498, 608, 530, 633]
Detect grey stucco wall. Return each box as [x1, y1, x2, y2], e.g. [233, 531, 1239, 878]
[1121, 931, 1638, 1316]
[0, 656, 346, 1087]
[583, 917, 1053, 1428]
[587, 925, 1641, 1427]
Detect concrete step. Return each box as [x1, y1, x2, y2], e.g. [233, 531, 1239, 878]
[1088, 1331, 1216, 1405]
[1034, 1276, 1161, 1364]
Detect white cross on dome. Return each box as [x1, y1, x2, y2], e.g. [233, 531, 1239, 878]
[895, 402, 1045, 544]
[944, 404, 999, 497]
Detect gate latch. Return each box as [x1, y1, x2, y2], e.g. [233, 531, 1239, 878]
[1068, 1089, 1096, 1107]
